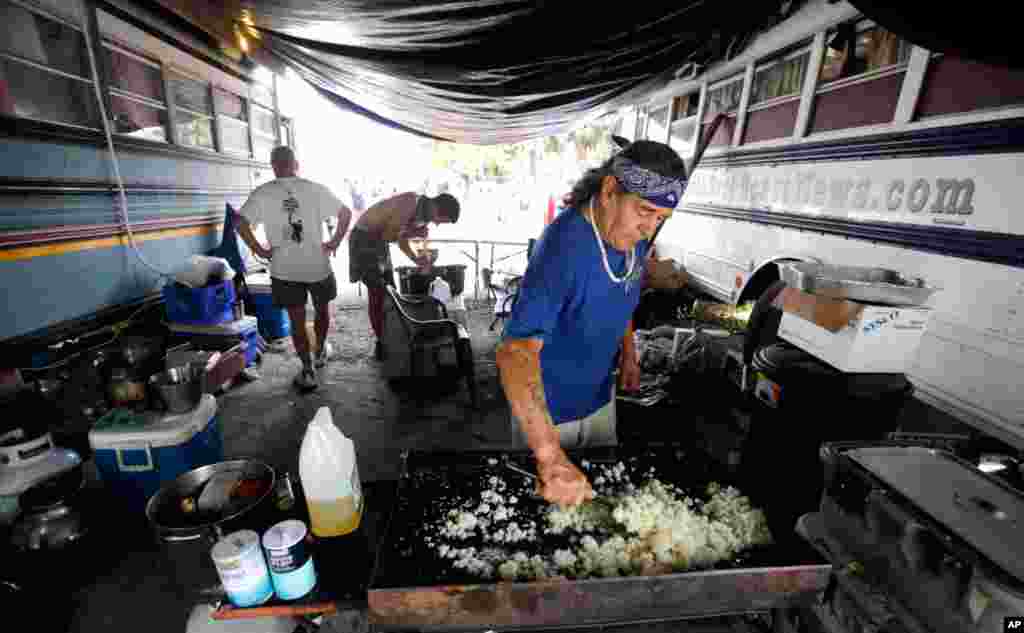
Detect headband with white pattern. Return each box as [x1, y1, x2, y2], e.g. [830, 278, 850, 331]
[610, 156, 686, 208]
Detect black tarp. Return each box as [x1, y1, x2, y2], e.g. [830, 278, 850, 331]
[239, 0, 804, 143]
[231, 1, 1021, 144]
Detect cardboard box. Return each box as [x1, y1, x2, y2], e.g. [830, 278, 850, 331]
[645, 257, 689, 291]
[774, 287, 931, 373]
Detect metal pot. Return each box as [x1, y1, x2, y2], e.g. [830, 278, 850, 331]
[10, 471, 86, 551]
[145, 460, 277, 601]
[149, 365, 202, 413]
[10, 498, 86, 550]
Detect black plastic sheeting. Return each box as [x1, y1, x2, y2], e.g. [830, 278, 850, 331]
[240, 0, 804, 144]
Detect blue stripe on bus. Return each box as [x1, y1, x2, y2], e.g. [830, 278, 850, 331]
[681, 203, 1024, 269]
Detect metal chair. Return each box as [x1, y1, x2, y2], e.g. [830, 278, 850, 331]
[382, 286, 478, 409]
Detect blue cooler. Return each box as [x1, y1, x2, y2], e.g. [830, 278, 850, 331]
[89, 395, 222, 515]
[168, 316, 261, 367]
[163, 280, 237, 326]
[247, 275, 290, 341]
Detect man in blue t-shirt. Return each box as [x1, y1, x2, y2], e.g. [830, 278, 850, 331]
[497, 140, 687, 507]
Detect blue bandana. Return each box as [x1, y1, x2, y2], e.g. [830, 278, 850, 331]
[611, 156, 686, 208]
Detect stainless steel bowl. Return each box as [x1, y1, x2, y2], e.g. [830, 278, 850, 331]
[146, 459, 276, 537]
[145, 460, 277, 601]
[781, 262, 939, 306]
[149, 365, 201, 413]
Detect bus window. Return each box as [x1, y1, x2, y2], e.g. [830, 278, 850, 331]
[215, 88, 250, 156]
[105, 43, 168, 142]
[0, 0, 97, 127]
[744, 47, 809, 143]
[703, 75, 742, 147]
[810, 21, 911, 133]
[645, 102, 670, 142]
[251, 102, 276, 162]
[280, 116, 293, 148]
[168, 70, 214, 149]
[916, 55, 1024, 118]
[819, 22, 911, 83]
[669, 93, 699, 158]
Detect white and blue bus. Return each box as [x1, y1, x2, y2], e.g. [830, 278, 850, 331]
[628, 0, 1023, 444]
[0, 0, 294, 354]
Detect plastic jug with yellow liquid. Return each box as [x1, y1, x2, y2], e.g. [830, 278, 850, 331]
[298, 407, 362, 537]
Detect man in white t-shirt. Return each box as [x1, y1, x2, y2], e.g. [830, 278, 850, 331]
[237, 146, 352, 391]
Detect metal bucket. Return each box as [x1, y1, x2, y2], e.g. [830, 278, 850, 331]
[149, 365, 202, 414]
[145, 460, 277, 601]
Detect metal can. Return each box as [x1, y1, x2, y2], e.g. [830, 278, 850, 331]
[211, 530, 274, 607]
[262, 519, 316, 600]
[274, 471, 296, 511]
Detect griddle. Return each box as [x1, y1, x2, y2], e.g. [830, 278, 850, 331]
[369, 443, 830, 631]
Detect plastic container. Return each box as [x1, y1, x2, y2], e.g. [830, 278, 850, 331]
[298, 407, 362, 537]
[248, 286, 291, 340]
[429, 276, 452, 305]
[163, 280, 237, 326]
[89, 394, 222, 514]
[211, 530, 274, 607]
[169, 316, 260, 367]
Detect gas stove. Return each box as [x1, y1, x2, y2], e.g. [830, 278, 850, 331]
[797, 434, 1024, 633]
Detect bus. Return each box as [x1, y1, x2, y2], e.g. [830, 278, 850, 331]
[628, 0, 1024, 444]
[0, 0, 294, 353]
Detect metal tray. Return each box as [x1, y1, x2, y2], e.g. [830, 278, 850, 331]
[368, 445, 829, 631]
[845, 445, 1024, 584]
[781, 263, 938, 306]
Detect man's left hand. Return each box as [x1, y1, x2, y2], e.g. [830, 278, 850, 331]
[619, 348, 641, 392]
[322, 240, 339, 257]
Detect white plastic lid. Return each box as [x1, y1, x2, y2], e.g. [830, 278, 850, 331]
[169, 316, 257, 336]
[211, 529, 262, 562]
[0, 447, 81, 496]
[262, 519, 306, 550]
[89, 393, 217, 449]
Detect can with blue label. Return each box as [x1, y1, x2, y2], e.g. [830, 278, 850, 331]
[262, 519, 316, 600]
[211, 530, 275, 607]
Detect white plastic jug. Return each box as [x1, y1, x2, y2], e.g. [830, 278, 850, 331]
[429, 276, 452, 305]
[298, 407, 362, 537]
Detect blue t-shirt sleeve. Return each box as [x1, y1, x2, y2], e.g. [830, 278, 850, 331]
[503, 223, 576, 344]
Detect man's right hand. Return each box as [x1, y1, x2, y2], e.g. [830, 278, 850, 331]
[254, 244, 273, 260]
[536, 448, 594, 507]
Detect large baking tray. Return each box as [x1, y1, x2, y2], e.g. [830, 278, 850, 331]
[780, 263, 938, 306]
[845, 445, 1024, 583]
[368, 444, 830, 630]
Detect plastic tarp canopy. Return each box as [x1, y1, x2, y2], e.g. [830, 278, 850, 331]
[235, 0, 804, 144]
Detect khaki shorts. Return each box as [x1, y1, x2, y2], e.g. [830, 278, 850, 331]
[511, 383, 618, 450]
